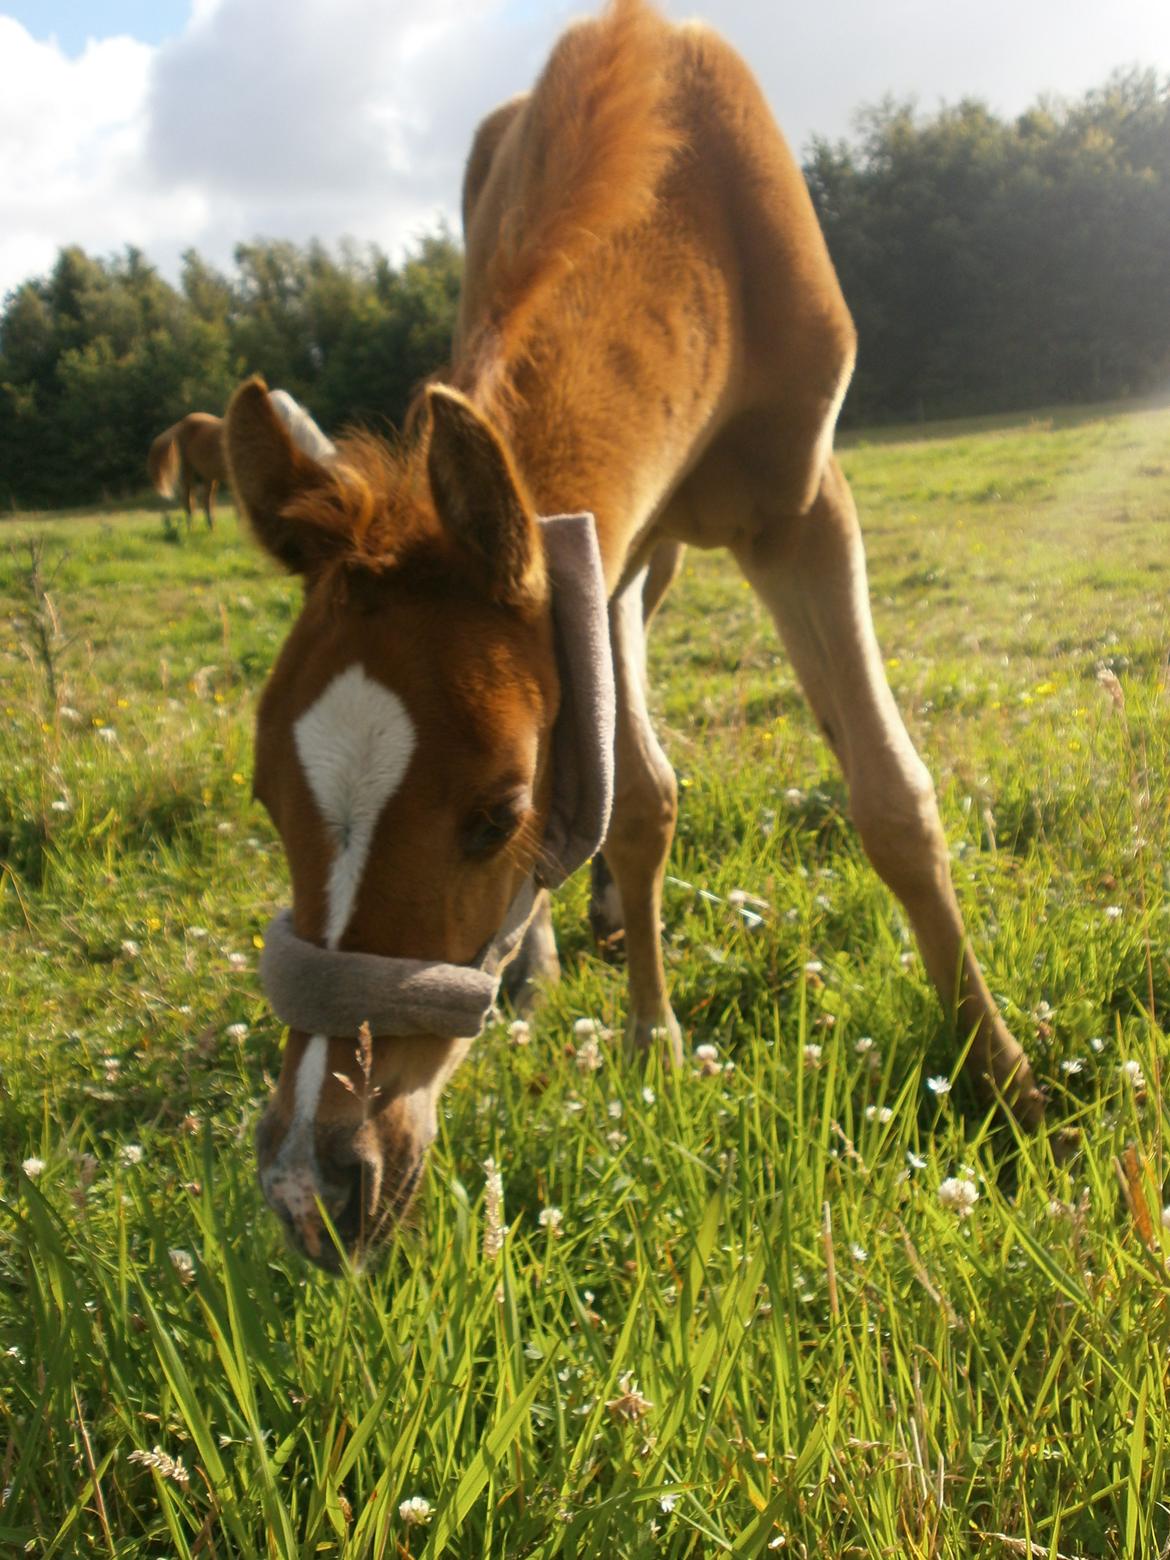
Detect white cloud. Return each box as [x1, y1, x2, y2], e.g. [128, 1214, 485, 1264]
[1, 0, 1169, 302]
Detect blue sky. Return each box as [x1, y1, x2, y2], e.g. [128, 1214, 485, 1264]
[6, 1, 190, 51]
[3, 0, 1170, 300]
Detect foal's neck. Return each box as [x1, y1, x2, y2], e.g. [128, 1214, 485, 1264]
[460, 346, 683, 596]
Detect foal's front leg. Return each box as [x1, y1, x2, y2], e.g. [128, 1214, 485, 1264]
[601, 568, 684, 1066]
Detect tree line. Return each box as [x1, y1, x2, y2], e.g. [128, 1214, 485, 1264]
[1, 69, 1168, 507]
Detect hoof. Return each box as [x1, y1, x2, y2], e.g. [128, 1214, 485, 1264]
[588, 856, 626, 959]
[624, 1009, 683, 1068]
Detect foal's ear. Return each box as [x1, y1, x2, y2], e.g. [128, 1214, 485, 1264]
[225, 377, 348, 577]
[426, 387, 544, 604]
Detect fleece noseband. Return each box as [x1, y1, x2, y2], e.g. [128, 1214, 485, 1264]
[259, 513, 615, 1041]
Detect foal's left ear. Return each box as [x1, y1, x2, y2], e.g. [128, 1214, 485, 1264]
[426, 387, 545, 605]
[225, 377, 350, 578]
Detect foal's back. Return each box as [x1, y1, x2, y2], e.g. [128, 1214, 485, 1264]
[457, 0, 856, 544]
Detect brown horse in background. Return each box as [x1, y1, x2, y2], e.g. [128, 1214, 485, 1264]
[148, 413, 227, 530]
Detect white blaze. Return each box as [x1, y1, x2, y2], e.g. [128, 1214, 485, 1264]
[270, 663, 415, 1177]
[293, 663, 416, 951]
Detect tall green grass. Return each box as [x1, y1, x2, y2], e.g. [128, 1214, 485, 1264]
[1, 400, 1168, 1555]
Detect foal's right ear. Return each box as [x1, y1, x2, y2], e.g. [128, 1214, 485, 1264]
[225, 377, 348, 577]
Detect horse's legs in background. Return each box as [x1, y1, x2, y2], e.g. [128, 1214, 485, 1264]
[589, 540, 684, 951]
[599, 554, 684, 1064]
[204, 478, 218, 531]
[734, 455, 1044, 1124]
[181, 462, 194, 535]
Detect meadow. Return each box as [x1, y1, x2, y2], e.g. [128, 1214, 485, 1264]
[1, 398, 1168, 1557]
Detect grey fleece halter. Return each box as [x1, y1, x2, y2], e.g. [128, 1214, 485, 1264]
[259, 513, 615, 1041]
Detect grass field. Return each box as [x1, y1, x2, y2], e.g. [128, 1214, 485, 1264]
[1, 399, 1168, 1557]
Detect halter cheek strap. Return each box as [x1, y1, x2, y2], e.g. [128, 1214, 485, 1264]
[258, 514, 615, 1041]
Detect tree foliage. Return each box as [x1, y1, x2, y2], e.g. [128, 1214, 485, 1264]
[1, 70, 1168, 505]
[0, 234, 461, 507]
[808, 69, 1170, 422]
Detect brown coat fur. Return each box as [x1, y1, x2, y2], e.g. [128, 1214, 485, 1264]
[225, 0, 1042, 1270]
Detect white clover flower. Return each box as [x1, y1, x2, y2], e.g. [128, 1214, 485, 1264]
[538, 1206, 564, 1233]
[508, 1019, 531, 1046]
[865, 1104, 893, 1124]
[398, 1495, 433, 1527]
[659, 1493, 678, 1513]
[1060, 1058, 1085, 1075]
[641, 1086, 656, 1105]
[168, 1248, 196, 1284]
[573, 1018, 598, 1039]
[1103, 905, 1123, 920]
[849, 1242, 868, 1263]
[937, 1177, 979, 1217]
[574, 1036, 603, 1073]
[50, 799, 70, 813]
[925, 1075, 951, 1096]
[606, 1129, 627, 1150]
[803, 1043, 823, 1070]
[906, 1151, 927, 1171]
[803, 960, 823, 975]
[784, 788, 804, 806]
[607, 1099, 623, 1119]
[1089, 1036, 1106, 1053]
[21, 1157, 45, 1179]
[119, 1144, 144, 1167]
[227, 951, 248, 970]
[1120, 1059, 1146, 1089]
[121, 939, 141, 958]
[188, 927, 209, 940]
[1162, 1206, 1170, 1230]
[694, 1043, 718, 1062]
[854, 1036, 876, 1056]
[95, 726, 117, 743]
[225, 1023, 249, 1040]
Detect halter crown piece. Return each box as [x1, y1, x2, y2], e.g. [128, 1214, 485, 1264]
[259, 512, 616, 1041]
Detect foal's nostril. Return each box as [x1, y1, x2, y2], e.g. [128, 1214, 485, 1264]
[324, 1160, 369, 1250]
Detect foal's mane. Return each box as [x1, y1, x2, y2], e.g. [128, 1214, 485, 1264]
[282, 0, 681, 572]
[460, 0, 682, 386]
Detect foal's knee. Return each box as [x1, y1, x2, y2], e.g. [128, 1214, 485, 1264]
[850, 758, 948, 903]
[606, 759, 677, 878]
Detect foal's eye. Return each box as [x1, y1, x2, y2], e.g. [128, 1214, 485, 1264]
[462, 804, 522, 857]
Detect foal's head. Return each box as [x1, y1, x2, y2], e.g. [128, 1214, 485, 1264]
[226, 379, 559, 1269]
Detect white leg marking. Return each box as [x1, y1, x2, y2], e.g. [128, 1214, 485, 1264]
[294, 664, 416, 948]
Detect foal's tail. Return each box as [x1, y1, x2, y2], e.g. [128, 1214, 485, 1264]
[147, 422, 183, 498]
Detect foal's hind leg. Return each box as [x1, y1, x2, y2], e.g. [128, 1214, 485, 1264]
[500, 889, 560, 1013]
[735, 456, 1043, 1125]
[204, 479, 218, 531]
[589, 539, 684, 952]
